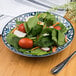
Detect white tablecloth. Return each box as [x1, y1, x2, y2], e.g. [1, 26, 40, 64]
[0, 0, 66, 34]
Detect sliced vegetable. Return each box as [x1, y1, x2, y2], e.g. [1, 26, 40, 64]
[11, 27, 18, 33]
[52, 22, 60, 27]
[18, 23, 26, 33]
[37, 21, 44, 25]
[65, 35, 68, 42]
[31, 46, 39, 50]
[55, 23, 67, 33]
[52, 46, 57, 52]
[42, 33, 49, 36]
[49, 26, 54, 28]
[41, 47, 50, 51]
[40, 22, 44, 25]
[37, 13, 41, 18]
[14, 30, 27, 37]
[19, 38, 33, 49]
[54, 26, 61, 30]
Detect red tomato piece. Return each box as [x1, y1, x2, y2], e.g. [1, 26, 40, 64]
[18, 23, 26, 33]
[54, 26, 61, 30]
[19, 38, 33, 49]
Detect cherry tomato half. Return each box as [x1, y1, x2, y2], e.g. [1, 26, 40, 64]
[54, 26, 61, 30]
[18, 23, 26, 33]
[19, 38, 33, 49]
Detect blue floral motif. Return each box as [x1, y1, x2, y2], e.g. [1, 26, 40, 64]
[2, 12, 74, 57]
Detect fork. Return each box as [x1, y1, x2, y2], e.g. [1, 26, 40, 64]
[51, 51, 76, 74]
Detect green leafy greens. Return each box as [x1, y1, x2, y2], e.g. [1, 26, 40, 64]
[27, 16, 39, 29]
[6, 12, 68, 56]
[6, 33, 20, 49]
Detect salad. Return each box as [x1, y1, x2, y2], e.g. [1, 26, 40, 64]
[6, 12, 67, 56]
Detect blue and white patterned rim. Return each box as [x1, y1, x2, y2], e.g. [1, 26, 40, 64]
[2, 11, 74, 57]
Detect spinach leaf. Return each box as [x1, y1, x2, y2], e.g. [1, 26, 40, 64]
[38, 12, 56, 26]
[37, 48, 52, 55]
[18, 48, 31, 55]
[31, 49, 42, 55]
[41, 28, 53, 34]
[27, 16, 39, 29]
[31, 48, 52, 55]
[24, 22, 30, 33]
[31, 24, 43, 36]
[52, 29, 57, 43]
[34, 36, 54, 47]
[30, 48, 48, 55]
[6, 33, 20, 49]
[33, 28, 55, 47]
[56, 23, 67, 33]
[44, 12, 56, 26]
[19, 48, 52, 55]
[18, 48, 30, 52]
[37, 51, 48, 55]
[57, 30, 65, 46]
[38, 13, 47, 19]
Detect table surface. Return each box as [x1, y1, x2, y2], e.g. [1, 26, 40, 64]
[0, 17, 76, 76]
